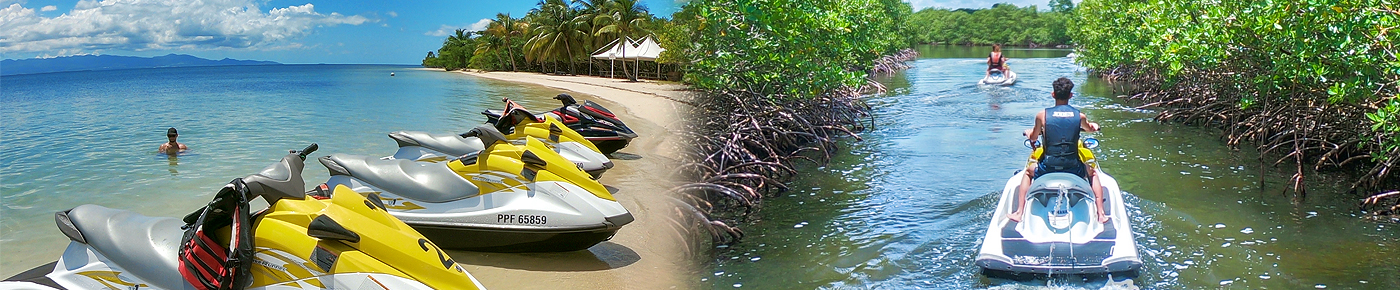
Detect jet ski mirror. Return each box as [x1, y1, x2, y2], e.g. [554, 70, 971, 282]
[1023, 139, 1040, 149]
[1083, 138, 1100, 149]
[307, 215, 360, 243]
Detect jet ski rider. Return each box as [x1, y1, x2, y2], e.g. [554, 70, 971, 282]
[1009, 77, 1108, 224]
[986, 44, 1009, 79]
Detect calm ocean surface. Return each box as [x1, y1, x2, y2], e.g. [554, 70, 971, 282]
[0, 65, 568, 276]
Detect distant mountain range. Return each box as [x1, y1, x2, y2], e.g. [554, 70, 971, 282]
[1, 54, 280, 76]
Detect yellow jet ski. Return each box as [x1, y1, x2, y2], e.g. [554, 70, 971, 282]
[321, 125, 633, 252]
[388, 99, 613, 179]
[2, 144, 487, 290]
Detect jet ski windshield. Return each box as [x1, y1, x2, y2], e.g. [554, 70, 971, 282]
[494, 99, 543, 133]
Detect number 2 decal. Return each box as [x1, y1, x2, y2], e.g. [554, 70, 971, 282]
[418, 238, 456, 270]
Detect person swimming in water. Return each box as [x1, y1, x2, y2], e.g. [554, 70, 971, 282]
[159, 127, 188, 155]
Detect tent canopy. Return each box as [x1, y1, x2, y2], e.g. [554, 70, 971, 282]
[590, 36, 665, 61]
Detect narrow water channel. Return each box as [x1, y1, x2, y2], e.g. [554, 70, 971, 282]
[705, 46, 1400, 289]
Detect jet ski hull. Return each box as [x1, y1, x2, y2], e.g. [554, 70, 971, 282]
[588, 139, 632, 155]
[976, 170, 1141, 275]
[408, 212, 633, 252]
[981, 69, 1018, 86]
[325, 171, 633, 252]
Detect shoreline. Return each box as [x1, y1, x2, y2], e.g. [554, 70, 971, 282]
[459, 71, 690, 124]
[445, 70, 696, 289]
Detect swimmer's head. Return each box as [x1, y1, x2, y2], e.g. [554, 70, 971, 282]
[167, 127, 178, 141]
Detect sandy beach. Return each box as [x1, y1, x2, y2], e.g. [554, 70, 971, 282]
[446, 71, 696, 289]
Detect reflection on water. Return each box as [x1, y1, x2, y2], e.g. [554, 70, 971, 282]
[167, 155, 179, 175]
[705, 46, 1400, 289]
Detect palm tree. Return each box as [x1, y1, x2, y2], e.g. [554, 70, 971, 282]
[594, 0, 653, 80]
[526, 0, 591, 74]
[445, 29, 472, 68]
[483, 13, 528, 71]
[474, 34, 504, 70]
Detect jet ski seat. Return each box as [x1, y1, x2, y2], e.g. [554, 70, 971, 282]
[1010, 185, 1112, 216]
[1028, 173, 1094, 208]
[389, 131, 485, 157]
[56, 204, 194, 290]
[321, 153, 480, 203]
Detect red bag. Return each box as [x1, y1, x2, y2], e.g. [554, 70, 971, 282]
[179, 179, 254, 290]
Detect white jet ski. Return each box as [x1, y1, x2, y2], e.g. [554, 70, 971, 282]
[981, 68, 1018, 86]
[976, 138, 1141, 275]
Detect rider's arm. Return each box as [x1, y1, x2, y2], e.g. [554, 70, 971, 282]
[1080, 115, 1100, 132]
[1028, 111, 1046, 144]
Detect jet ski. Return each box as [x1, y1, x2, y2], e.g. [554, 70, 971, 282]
[976, 138, 1141, 276]
[483, 94, 638, 154]
[320, 125, 634, 253]
[1, 144, 487, 290]
[981, 68, 1018, 86]
[390, 99, 613, 179]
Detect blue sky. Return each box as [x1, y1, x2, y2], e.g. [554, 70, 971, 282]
[0, 0, 1066, 64]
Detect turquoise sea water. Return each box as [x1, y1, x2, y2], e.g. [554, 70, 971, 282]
[0, 65, 568, 276]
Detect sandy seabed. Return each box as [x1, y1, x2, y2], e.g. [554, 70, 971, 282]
[448, 71, 698, 289]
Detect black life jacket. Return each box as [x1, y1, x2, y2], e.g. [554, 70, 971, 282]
[988, 52, 1005, 69]
[1040, 105, 1082, 171]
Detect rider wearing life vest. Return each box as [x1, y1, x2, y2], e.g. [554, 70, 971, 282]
[1010, 77, 1108, 224]
[986, 44, 1009, 79]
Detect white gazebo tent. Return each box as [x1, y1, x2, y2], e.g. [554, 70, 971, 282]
[630, 36, 665, 79]
[591, 38, 630, 79]
[590, 36, 666, 80]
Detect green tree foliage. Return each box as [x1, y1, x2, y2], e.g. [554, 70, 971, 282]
[524, 0, 591, 73]
[422, 0, 672, 75]
[1073, 0, 1399, 157]
[480, 13, 530, 72]
[903, 2, 1073, 46]
[677, 0, 910, 98]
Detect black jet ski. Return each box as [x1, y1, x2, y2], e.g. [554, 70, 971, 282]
[976, 138, 1141, 276]
[483, 94, 637, 154]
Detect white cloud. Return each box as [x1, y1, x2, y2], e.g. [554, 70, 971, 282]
[0, 0, 373, 55]
[386, 11, 397, 18]
[425, 18, 492, 37]
[39, 5, 54, 11]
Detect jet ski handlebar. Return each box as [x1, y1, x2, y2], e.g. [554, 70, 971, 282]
[296, 143, 319, 159]
[1023, 138, 1099, 150]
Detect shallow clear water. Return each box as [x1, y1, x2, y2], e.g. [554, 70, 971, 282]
[0, 65, 570, 276]
[705, 47, 1400, 289]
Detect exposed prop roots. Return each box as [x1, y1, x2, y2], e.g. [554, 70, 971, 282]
[870, 48, 918, 75]
[666, 89, 869, 247]
[1101, 63, 1400, 221]
[664, 50, 917, 251]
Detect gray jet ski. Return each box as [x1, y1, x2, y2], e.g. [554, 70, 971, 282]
[976, 139, 1141, 275]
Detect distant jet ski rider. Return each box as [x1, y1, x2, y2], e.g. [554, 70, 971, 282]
[987, 44, 1010, 79]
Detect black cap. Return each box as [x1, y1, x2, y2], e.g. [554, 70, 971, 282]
[167, 127, 178, 137]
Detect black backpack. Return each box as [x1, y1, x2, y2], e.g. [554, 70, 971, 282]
[178, 179, 255, 290]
